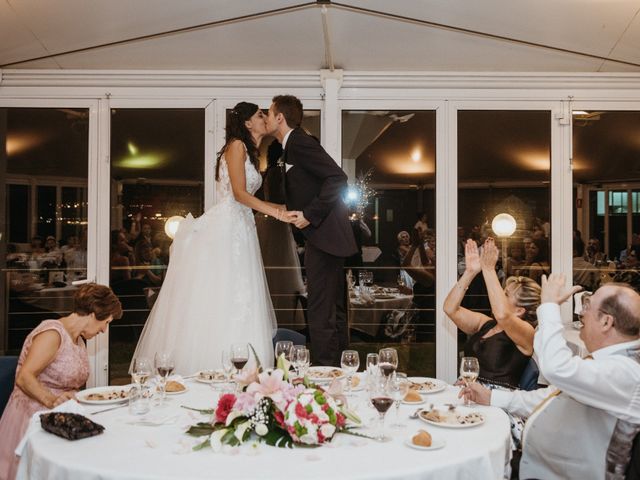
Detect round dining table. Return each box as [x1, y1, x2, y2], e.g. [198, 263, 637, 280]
[17, 380, 511, 480]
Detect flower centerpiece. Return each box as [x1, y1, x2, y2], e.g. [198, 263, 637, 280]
[185, 349, 361, 449]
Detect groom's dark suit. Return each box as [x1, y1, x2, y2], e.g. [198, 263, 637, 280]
[284, 128, 357, 367]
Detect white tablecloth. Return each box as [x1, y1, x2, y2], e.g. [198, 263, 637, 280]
[350, 294, 414, 337]
[18, 382, 511, 480]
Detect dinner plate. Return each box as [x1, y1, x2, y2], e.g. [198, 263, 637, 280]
[77, 386, 131, 405]
[307, 366, 345, 383]
[407, 377, 447, 394]
[418, 405, 485, 429]
[404, 436, 446, 451]
[194, 370, 228, 384]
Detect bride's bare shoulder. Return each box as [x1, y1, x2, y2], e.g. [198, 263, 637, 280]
[225, 139, 246, 158]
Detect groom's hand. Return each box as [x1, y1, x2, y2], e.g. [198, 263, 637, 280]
[293, 212, 310, 229]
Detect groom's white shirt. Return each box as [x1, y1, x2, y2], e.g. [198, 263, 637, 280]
[282, 129, 293, 171]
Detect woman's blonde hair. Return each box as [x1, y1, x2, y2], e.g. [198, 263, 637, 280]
[505, 276, 541, 325]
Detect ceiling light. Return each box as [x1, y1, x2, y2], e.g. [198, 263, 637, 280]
[128, 142, 138, 155]
[572, 111, 588, 115]
[411, 148, 421, 162]
[164, 216, 184, 239]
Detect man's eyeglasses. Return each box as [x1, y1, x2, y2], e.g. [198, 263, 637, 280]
[578, 292, 615, 325]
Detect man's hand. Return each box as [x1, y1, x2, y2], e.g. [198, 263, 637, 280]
[292, 211, 310, 229]
[457, 382, 491, 406]
[540, 272, 583, 305]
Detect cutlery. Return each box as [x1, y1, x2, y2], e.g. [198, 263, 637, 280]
[409, 403, 433, 419]
[89, 403, 128, 415]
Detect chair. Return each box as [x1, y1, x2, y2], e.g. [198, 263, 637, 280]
[272, 328, 306, 348]
[519, 357, 540, 391]
[0, 356, 19, 416]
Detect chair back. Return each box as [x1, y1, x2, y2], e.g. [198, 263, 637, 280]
[0, 356, 18, 417]
[627, 431, 640, 479]
[519, 357, 540, 391]
[272, 328, 306, 348]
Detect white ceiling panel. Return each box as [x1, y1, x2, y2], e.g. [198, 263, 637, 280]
[607, 11, 640, 65]
[329, 9, 606, 71]
[50, 8, 326, 70]
[343, 0, 640, 58]
[0, 1, 51, 65]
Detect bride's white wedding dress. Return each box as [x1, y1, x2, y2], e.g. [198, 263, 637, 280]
[131, 154, 276, 374]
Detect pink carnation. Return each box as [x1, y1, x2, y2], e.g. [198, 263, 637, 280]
[215, 393, 237, 424]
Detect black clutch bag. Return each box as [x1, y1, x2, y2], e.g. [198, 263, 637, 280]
[40, 412, 105, 440]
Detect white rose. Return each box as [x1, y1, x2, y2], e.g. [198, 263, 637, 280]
[320, 423, 336, 439]
[299, 432, 318, 445]
[255, 423, 268, 436]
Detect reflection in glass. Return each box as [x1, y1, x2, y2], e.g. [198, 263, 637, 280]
[573, 111, 640, 293]
[342, 110, 436, 377]
[1, 108, 89, 354]
[456, 110, 551, 356]
[109, 108, 204, 383]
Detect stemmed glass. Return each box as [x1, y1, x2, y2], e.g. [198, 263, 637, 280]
[460, 356, 480, 406]
[221, 350, 234, 388]
[291, 345, 310, 378]
[365, 353, 379, 391]
[368, 376, 393, 442]
[340, 350, 360, 395]
[389, 372, 409, 428]
[274, 340, 293, 365]
[231, 343, 249, 391]
[154, 351, 175, 406]
[131, 357, 152, 387]
[378, 348, 398, 382]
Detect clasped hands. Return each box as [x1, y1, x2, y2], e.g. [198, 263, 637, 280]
[276, 207, 310, 228]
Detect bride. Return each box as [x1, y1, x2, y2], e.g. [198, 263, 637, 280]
[131, 102, 295, 374]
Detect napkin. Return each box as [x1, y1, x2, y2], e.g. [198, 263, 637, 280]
[15, 399, 87, 456]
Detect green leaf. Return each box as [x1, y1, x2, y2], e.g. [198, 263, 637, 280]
[193, 438, 211, 451]
[262, 429, 294, 448]
[181, 405, 215, 415]
[248, 343, 263, 373]
[185, 423, 216, 437]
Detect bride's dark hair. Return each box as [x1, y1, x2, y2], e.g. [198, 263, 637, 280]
[215, 102, 261, 180]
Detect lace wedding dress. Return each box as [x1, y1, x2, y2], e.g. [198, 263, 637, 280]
[131, 155, 277, 374]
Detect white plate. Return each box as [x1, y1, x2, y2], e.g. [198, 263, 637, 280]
[77, 386, 131, 405]
[344, 373, 364, 391]
[194, 371, 227, 384]
[404, 435, 446, 451]
[418, 405, 485, 429]
[407, 377, 447, 394]
[307, 367, 345, 383]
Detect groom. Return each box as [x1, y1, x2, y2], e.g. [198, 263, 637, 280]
[266, 95, 357, 367]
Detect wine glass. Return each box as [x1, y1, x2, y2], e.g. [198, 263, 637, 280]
[389, 372, 409, 428]
[340, 350, 360, 395]
[154, 351, 175, 406]
[274, 340, 293, 366]
[368, 376, 393, 442]
[378, 348, 398, 381]
[460, 356, 480, 406]
[131, 357, 151, 387]
[347, 270, 356, 290]
[291, 345, 309, 378]
[221, 350, 234, 386]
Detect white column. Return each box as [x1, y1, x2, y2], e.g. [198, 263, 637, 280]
[320, 69, 343, 166]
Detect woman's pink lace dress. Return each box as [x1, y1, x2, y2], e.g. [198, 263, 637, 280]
[0, 320, 89, 480]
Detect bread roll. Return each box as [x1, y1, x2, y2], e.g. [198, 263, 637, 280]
[412, 429, 432, 447]
[404, 390, 422, 402]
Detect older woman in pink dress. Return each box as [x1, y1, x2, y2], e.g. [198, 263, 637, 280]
[0, 284, 122, 480]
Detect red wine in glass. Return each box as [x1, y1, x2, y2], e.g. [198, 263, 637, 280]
[371, 396, 394, 413]
[232, 357, 248, 370]
[157, 366, 174, 378]
[379, 363, 396, 377]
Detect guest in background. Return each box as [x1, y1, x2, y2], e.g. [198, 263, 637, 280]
[395, 230, 415, 289]
[0, 284, 122, 480]
[504, 241, 527, 280]
[525, 238, 550, 285]
[573, 237, 598, 291]
[444, 238, 540, 389]
[110, 230, 132, 283]
[414, 212, 428, 236]
[585, 237, 607, 265]
[133, 241, 163, 286]
[460, 276, 640, 480]
[402, 229, 435, 338]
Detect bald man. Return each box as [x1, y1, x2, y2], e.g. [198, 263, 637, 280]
[461, 274, 640, 480]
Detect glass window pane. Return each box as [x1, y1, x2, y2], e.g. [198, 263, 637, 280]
[1, 108, 89, 354]
[342, 110, 437, 377]
[109, 108, 204, 384]
[573, 110, 640, 293]
[457, 110, 551, 379]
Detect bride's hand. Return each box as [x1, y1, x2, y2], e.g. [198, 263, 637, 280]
[281, 211, 300, 223]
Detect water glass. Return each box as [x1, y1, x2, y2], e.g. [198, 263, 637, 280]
[128, 383, 150, 415]
[221, 350, 234, 385]
[390, 372, 409, 428]
[131, 357, 152, 388]
[274, 340, 293, 365]
[340, 350, 360, 394]
[291, 345, 310, 378]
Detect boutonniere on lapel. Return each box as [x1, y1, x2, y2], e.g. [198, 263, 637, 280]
[277, 158, 284, 168]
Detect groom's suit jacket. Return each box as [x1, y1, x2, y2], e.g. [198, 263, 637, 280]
[284, 128, 357, 258]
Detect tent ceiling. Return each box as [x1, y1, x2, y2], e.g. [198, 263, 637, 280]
[1, 0, 640, 71]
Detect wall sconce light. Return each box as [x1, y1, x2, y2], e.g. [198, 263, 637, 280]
[164, 215, 184, 239]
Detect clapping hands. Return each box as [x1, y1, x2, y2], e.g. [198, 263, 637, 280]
[480, 237, 499, 270]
